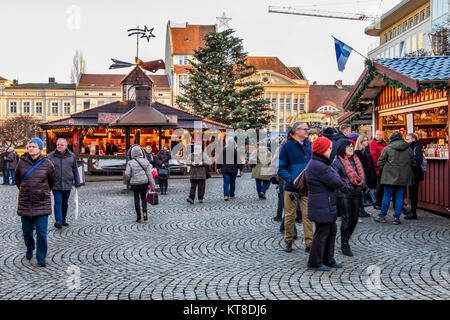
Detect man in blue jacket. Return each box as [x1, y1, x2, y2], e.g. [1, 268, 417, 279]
[278, 121, 313, 253]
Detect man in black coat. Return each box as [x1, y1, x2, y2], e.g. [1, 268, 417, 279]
[0, 147, 8, 184]
[333, 124, 351, 146]
[404, 133, 425, 220]
[216, 138, 244, 201]
[47, 138, 81, 229]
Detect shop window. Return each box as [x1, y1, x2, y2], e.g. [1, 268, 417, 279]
[10, 102, 17, 113]
[35, 102, 42, 114]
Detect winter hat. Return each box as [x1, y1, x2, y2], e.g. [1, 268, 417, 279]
[349, 133, 359, 141]
[312, 137, 332, 157]
[30, 137, 44, 150]
[321, 127, 335, 138]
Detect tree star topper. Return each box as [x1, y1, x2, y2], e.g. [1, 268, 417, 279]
[127, 25, 155, 42]
[216, 12, 232, 31]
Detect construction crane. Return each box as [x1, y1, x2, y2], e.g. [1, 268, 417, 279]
[268, 5, 378, 21]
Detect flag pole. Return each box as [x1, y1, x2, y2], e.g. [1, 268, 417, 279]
[332, 35, 368, 61]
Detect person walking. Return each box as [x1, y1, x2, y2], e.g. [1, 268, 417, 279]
[145, 145, 161, 188]
[354, 135, 377, 217]
[250, 144, 272, 199]
[186, 149, 210, 204]
[15, 137, 55, 267]
[403, 133, 424, 220]
[216, 138, 244, 201]
[156, 144, 171, 195]
[6, 147, 19, 185]
[278, 121, 313, 253]
[375, 131, 415, 225]
[332, 140, 365, 256]
[47, 138, 81, 229]
[306, 137, 348, 271]
[0, 147, 8, 185]
[125, 144, 156, 223]
[370, 130, 387, 209]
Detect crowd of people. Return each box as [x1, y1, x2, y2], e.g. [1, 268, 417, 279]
[3, 123, 424, 269]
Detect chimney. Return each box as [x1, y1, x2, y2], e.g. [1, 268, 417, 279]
[13, 79, 18, 86]
[335, 80, 343, 88]
[48, 77, 55, 83]
[135, 85, 152, 107]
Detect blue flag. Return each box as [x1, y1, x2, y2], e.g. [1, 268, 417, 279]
[334, 37, 353, 72]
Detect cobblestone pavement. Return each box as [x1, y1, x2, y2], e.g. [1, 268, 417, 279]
[0, 174, 449, 300]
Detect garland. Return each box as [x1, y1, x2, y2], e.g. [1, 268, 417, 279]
[86, 155, 126, 160]
[345, 59, 449, 124]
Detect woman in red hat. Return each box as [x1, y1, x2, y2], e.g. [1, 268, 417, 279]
[306, 137, 349, 271]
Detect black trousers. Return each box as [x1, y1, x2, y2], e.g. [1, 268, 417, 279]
[307, 222, 337, 268]
[338, 196, 360, 246]
[132, 188, 147, 216]
[375, 175, 384, 207]
[409, 181, 421, 214]
[159, 178, 168, 192]
[189, 179, 206, 200]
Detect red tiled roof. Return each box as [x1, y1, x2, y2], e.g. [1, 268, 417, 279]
[246, 57, 301, 80]
[78, 74, 125, 88]
[148, 75, 170, 90]
[170, 23, 216, 54]
[309, 84, 353, 113]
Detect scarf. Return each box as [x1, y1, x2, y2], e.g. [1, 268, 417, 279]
[339, 155, 364, 186]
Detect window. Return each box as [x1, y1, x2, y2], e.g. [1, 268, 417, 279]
[286, 98, 291, 111]
[271, 96, 277, 110]
[414, 14, 419, 25]
[23, 102, 30, 113]
[178, 74, 188, 93]
[383, 34, 388, 44]
[426, 6, 430, 18]
[418, 33, 423, 49]
[293, 98, 298, 111]
[51, 102, 59, 114]
[393, 28, 397, 37]
[400, 41, 405, 57]
[64, 102, 71, 114]
[177, 56, 188, 65]
[99, 93, 103, 96]
[397, 25, 402, 35]
[35, 102, 42, 114]
[112, 93, 117, 96]
[389, 31, 392, 40]
[408, 18, 413, 28]
[412, 34, 417, 52]
[84, 93, 89, 96]
[279, 96, 285, 110]
[299, 96, 305, 113]
[83, 101, 90, 110]
[97, 100, 105, 106]
[10, 102, 17, 113]
[402, 21, 407, 32]
[420, 10, 425, 21]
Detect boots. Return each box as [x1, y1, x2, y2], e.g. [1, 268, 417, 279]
[341, 237, 353, 256]
[136, 214, 142, 223]
[143, 211, 148, 221]
[404, 210, 417, 220]
[358, 206, 370, 217]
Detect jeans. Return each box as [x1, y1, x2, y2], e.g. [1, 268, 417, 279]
[21, 216, 48, 264]
[2, 169, 9, 184]
[53, 190, 71, 224]
[380, 186, 405, 220]
[255, 179, 270, 196]
[222, 173, 237, 197]
[8, 169, 15, 184]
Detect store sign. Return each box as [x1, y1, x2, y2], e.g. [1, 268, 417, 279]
[98, 113, 122, 124]
[288, 113, 330, 127]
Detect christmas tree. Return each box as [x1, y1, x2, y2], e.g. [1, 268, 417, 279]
[176, 29, 275, 130]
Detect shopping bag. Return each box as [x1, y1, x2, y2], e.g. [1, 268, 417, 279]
[74, 187, 79, 219]
[158, 168, 169, 177]
[146, 186, 159, 205]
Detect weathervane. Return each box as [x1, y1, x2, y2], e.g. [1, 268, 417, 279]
[109, 25, 165, 73]
[216, 12, 232, 31]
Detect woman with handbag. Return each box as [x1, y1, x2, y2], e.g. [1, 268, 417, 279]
[145, 145, 161, 187]
[186, 150, 211, 204]
[354, 135, 377, 217]
[331, 139, 365, 257]
[157, 144, 171, 195]
[125, 145, 156, 223]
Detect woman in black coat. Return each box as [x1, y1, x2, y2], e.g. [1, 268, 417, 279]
[306, 137, 348, 271]
[332, 139, 365, 257]
[404, 133, 424, 220]
[156, 144, 172, 195]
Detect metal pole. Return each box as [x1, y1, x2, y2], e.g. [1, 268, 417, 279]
[136, 25, 139, 58]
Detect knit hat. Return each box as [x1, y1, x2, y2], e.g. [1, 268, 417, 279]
[349, 133, 359, 141]
[30, 137, 44, 150]
[312, 137, 332, 157]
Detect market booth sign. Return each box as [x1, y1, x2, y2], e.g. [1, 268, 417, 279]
[288, 113, 331, 127]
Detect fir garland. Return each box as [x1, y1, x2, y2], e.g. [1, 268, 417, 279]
[86, 155, 126, 160]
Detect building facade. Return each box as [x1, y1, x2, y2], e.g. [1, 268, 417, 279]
[366, 0, 432, 59]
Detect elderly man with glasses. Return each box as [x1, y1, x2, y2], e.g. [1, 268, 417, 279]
[47, 138, 81, 229]
[278, 121, 314, 253]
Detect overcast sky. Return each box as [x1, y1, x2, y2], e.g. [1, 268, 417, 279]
[0, 0, 401, 86]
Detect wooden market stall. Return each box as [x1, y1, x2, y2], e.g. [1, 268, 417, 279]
[342, 57, 449, 215]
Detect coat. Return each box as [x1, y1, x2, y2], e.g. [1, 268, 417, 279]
[354, 147, 377, 189]
[156, 150, 171, 168]
[6, 151, 19, 170]
[15, 153, 56, 218]
[278, 135, 312, 192]
[216, 146, 244, 175]
[250, 147, 273, 181]
[125, 145, 156, 188]
[409, 140, 424, 185]
[0, 151, 7, 170]
[47, 149, 81, 191]
[378, 139, 415, 187]
[370, 139, 387, 176]
[306, 153, 347, 224]
[331, 155, 365, 198]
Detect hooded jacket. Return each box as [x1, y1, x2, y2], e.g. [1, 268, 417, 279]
[47, 149, 81, 190]
[278, 134, 312, 192]
[125, 145, 156, 188]
[15, 153, 56, 217]
[378, 138, 415, 186]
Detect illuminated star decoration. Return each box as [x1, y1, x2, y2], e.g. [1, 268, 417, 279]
[127, 25, 156, 42]
[216, 12, 232, 31]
